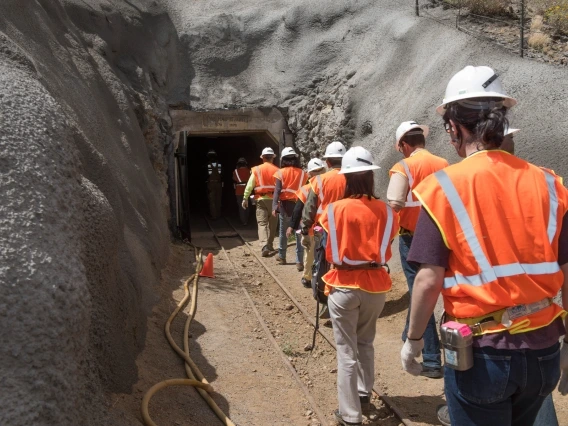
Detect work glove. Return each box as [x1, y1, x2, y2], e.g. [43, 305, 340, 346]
[242, 199, 248, 209]
[301, 233, 311, 250]
[560, 341, 568, 396]
[401, 338, 424, 376]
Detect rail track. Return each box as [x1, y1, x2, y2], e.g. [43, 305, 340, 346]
[202, 215, 415, 426]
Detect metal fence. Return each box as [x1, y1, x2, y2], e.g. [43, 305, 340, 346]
[414, 0, 532, 58]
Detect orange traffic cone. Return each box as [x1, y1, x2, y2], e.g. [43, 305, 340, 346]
[199, 253, 215, 278]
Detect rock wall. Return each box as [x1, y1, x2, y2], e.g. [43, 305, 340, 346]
[162, 0, 568, 191]
[0, 0, 189, 424]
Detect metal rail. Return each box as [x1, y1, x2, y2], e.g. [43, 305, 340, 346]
[205, 216, 416, 426]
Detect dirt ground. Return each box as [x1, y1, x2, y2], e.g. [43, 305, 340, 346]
[110, 216, 568, 426]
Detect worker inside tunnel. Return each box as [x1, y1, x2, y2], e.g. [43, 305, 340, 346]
[175, 131, 280, 238]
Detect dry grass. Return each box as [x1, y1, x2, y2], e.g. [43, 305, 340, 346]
[528, 31, 552, 50]
[531, 15, 544, 31]
[466, 0, 510, 15]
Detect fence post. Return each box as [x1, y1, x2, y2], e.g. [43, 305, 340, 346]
[416, 0, 419, 17]
[520, 0, 525, 57]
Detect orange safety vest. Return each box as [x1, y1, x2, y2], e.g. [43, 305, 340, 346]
[233, 167, 251, 196]
[389, 149, 448, 232]
[274, 167, 307, 201]
[320, 197, 399, 294]
[310, 168, 346, 222]
[296, 183, 310, 205]
[252, 162, 279, 199]
[414, 150, 568, 334]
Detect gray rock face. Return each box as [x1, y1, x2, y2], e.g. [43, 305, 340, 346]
[0, 0, 185, 424]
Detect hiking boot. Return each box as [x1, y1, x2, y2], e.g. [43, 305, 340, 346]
[319, 304, 330, 319]
[276, 255, 286, 265]
[296, 263, 304, 272]
[261, 247, 270, 257]
[334, 410, 362, 426]
[436, 404, 451, 426]
[301, 277, 311, 288]
[420, 363, 443, 379]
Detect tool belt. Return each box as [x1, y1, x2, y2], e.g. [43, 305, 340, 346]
[445, 298, 553, 336]
[331, 262, 389, 272]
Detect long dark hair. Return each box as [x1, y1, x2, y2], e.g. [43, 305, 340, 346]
[344, 171, 374, 200]
[443, 97, 509, 148]
[281, 156, 301, 168]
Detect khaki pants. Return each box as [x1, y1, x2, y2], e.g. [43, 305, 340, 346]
[255, 198, 276, 250]
[207, 180, 222, 219]
[328, 288, 386, 424]
[302, 235, 314, 280]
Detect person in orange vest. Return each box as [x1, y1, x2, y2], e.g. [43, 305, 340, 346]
[233, 157, 251, 225]
[435, 125, 561, 426]
[319, 146, 399, 426]
[272, 147, 308, 268]
[388, 121, 449, 379]
[287, 158, 326, 287]
[242, 147, 279, 257]
[301, 141, 347, 317]
[400, 66, 568, 426]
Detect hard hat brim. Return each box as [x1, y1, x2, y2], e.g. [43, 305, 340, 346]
[307, 166, 325, 173]
[339, 165, 380, 174]
[505, 128, 520, 136]
[395, 124, 430, 146]
[323, 154, 344, 159]
[436, 93, 517, 115]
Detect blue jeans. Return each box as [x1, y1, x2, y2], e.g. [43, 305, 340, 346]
[534, 394, 559, 426]
[278, 210, 303, 262]
[399, 234, 441, 369]
[445, 343, 561, 426]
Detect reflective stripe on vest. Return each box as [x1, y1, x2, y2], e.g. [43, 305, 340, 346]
[436, 169, 560, 289]
[327, 202, 393, 266]
[254, 166, 275, 192]
[278, 170, 306, 194]
[400, 160, 421, 208]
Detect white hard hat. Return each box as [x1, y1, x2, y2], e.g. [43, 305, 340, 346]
[436, 66, 517, 115]
[395, 121, 429, 149]
[505, 126, 520, 136]
[260, 147, 275, 158]
[323, 141, 346, 158]
[307, 158, 325, 172]
[281, 147, 298, 158]
[339, 146, 380, 174]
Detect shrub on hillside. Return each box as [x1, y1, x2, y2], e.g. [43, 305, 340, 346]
[545, 2, 568, 34]
[528, 31, 552, 49]
[466, 0, 510, 15]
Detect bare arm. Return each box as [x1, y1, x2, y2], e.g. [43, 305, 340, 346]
[407, 264, 445, 340]
[387, 172, 408, 213]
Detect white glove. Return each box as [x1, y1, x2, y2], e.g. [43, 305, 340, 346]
[301, 233, 311, 249]
[242, 199, 249, 209]
[559, 341, 568, 396]
[401, 338, 424, 376]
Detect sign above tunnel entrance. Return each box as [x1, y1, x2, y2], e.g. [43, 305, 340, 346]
[201, 114, 252, 130]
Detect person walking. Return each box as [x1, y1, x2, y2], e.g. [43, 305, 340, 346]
[272, 147, 308, 269]
[301, 141, 347, 314]
[242, 147, 279, 257]
[400, 65, 568, 426]
[233, 157, 251, 225]
[287, 158, 326, 287]
[320, 146, 399, 426]
[206, 149, 222, 219]
[388, 121, 449, 378]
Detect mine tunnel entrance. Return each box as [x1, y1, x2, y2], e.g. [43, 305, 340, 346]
[175, 131, 280, 239]
[171, 108, 293, 240]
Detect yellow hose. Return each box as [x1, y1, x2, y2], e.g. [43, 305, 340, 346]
[141, 247, 236, 426]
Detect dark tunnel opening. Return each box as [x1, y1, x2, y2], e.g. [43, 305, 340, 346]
[176, 132, 279, 239]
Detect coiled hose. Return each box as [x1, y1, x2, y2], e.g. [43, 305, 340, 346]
[141, 246, 236, 426]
